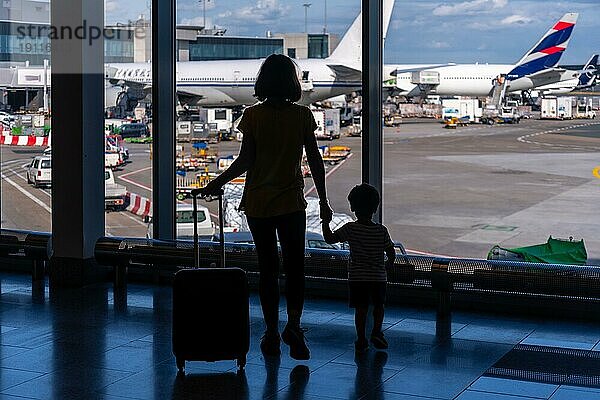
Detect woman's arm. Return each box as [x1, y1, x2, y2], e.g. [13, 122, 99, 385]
[321, 221, 339, 244]
[304, 130, 333, 222]
[202, 133, 256, 195]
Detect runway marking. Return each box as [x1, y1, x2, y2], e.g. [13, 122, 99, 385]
[304, 153, 353, 196]
[118, 166, 153, 192]
[0, 172, 51, 213]
[593, 166, 600, 180]
[118, 211, 148, 227]
[516, 121, 600, 150]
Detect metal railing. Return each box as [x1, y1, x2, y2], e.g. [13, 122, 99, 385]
[3, 231, 600, 328]
[0, 229, 52, 281]
[93, 237, 600, 300]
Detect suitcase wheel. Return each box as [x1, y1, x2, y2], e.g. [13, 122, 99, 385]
[237, 355, 246, 370]
[176, 357, 185, 373]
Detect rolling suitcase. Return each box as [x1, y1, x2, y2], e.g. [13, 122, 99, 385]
[172, 190, 250, 373]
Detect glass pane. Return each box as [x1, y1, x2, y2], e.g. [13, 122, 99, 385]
[104, 4, 153, 237]
[174, 0, 362, 241]
[382, 3, 599, 262]
[0, 2, 52, 232]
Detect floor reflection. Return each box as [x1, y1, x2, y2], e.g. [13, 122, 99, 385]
[172, 371, 249, 400]
[353, 351, 388, 399]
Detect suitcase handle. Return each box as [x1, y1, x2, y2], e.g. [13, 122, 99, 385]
[191, 189, 225, 269]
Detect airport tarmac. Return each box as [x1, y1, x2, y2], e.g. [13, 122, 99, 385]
[1, 117, 599, 263]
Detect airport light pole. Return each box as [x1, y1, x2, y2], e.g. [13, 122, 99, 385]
[303, 3, 311, 33]
[323, 0, 327, 33]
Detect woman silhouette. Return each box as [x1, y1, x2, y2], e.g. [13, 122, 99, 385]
[201, 54, 333, 360]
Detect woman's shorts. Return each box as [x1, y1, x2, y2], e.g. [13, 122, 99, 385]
[348, 281, 387, 308]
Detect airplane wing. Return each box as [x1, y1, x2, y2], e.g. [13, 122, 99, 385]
[327, 64, 362, 81]
[391, 64, 456, 75]
[524, 67, 578, 86]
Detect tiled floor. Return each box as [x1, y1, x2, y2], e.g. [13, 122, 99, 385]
[0, 273, 598, 399]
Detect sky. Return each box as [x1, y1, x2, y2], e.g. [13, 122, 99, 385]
[105, 0, 600, 65]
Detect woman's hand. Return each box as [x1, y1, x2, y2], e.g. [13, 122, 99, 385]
[197, 181, 223, 198]
[320, 202, 333, 223]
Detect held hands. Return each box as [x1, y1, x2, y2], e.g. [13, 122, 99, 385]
[320, 201, 333, 223]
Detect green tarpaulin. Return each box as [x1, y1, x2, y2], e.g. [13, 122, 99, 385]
[488, 236, 588, 265]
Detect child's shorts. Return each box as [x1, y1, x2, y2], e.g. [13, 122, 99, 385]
[348, 281, 387, 308]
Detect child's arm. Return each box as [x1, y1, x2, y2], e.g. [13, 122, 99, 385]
[322, 221, 339, 244]
[385, 245, 396, 269]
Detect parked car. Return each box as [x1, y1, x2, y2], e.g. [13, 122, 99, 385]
[119, 123, 150, 138]
[26, 156, 51, 187]
[104, 168, 127, 210]
[146, 203, 214, 239]
[211, 231, 338, 250]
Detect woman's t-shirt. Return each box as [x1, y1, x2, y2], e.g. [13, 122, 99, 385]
[237, 102, 317, 218]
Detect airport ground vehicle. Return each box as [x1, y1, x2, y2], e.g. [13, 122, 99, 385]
[146, 203, 214, 239]
[384, 114, 402, 127]
[0, 111, 15, 127]
[575, 99, 596, 119]
[312, 108, 341, 140]
[480, 106, 520, 125]
[346, 115, 362, 137]
[441, 99, 482, 123]
[119, 122, 150, 138]
[105, 151, 123, 169]
[444, 116, 469, 129]
[26, 156, 51, 187]
[104, 168, 127, 210]
[541, 97, 575, 120]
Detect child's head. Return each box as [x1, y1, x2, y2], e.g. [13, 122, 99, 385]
[254, 54, 302, 103]
[347, 183, 380, 218]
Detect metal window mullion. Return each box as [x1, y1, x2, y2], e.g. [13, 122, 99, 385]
[361, 0, 383, 223]
[152, 0, 176, 240]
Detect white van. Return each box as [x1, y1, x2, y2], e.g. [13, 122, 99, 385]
[26, 156, 52, 187]
[146, 204, 215, 239]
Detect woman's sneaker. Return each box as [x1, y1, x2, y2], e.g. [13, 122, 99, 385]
[370, 331, 388, 349]
[260, 332, 281, 356]
[281, 324, 310, 360]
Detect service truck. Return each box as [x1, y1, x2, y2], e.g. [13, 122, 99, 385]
[541, 97, 575, 120]
[105, 168, 127, 210]
[312, 108, 341, 140]
[575, 99, 596, 119]
[441, 99, 482, 123]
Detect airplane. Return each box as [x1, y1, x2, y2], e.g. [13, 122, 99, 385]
[531, 54, 598, 96]
[389, 13, 579, 99]
[105, 0, 396, 109]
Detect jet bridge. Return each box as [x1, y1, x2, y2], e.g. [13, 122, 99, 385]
[410, 70, 440, 95]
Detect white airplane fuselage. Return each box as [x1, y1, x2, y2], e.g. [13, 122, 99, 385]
[393, 64, 546, 98]
[107, 58, 362, 107]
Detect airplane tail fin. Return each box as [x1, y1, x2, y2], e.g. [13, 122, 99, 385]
[578, 54, 598, 88]
[327, 0, 395, 65]
[508, 13, 578, 79]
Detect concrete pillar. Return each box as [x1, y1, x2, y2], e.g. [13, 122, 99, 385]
[361, 0, 383, 223]
[49, 0, 105, 287]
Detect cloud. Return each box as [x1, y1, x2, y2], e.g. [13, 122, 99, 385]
[433, 0, 507, 16]
[217, 0, 289, 24]
[429, 41, 450, 49]
[178, 0, 216, 12]
[500, 14, 533, 25]
[179, 16, 216, 28]
[105, 0, 119, 13]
